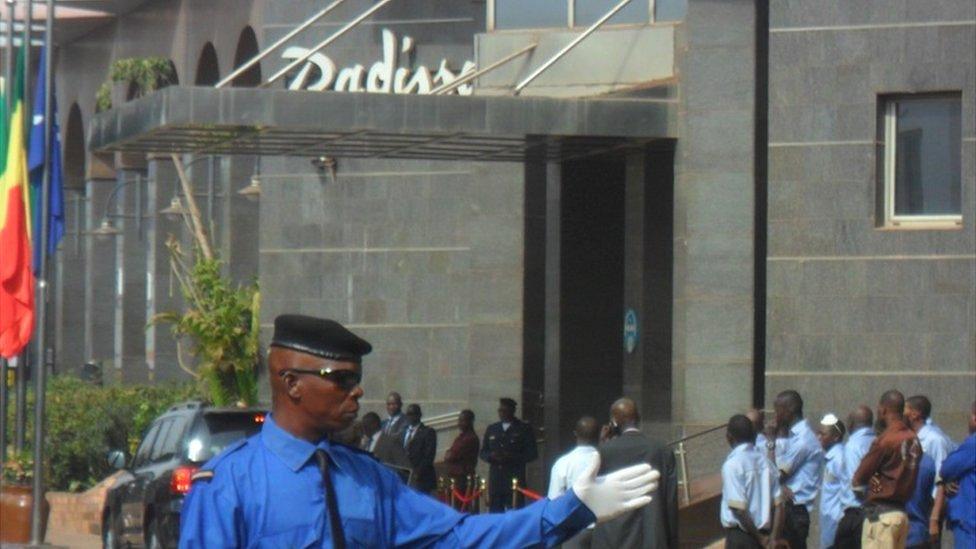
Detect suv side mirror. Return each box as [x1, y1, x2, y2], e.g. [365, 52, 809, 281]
[107, 450, 126, 470]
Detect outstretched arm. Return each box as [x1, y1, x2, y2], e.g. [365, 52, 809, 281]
[393, 454, 658, 548]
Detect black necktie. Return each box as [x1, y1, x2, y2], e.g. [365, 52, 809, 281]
[314, 449, 346, 549]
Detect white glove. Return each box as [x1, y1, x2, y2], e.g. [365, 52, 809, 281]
[571, 454, 659, 523]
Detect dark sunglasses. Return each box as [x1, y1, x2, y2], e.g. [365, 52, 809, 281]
[279, 367, 362, 392]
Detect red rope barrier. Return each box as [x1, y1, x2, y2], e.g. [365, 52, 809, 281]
[451, 487, 483, 511]
[514, 486, 543, 501]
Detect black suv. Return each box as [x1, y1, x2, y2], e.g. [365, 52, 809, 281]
[102, 401, 266, 549]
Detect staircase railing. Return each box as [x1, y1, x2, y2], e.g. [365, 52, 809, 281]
[667, 423, 728, 505]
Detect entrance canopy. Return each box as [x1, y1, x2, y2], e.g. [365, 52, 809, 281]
[89, 87, 676, 162]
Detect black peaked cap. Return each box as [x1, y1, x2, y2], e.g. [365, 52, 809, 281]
[270, 314, 372, 362]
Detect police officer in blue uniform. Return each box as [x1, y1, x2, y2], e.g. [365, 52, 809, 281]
[179, 315, 661, 548]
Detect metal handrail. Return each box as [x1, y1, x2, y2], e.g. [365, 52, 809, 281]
[425, 410, 462, 431]
[513, 0, 634, 94]
[667, 423, 729, 446]
[667, 423, 729, 506]
[264, 0, 396, 87]
[216, 0, 350, 88]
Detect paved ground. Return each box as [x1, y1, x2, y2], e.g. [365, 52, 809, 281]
[44, 530, 100, 549]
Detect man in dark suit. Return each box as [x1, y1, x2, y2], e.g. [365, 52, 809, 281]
[403, 403, 438, 493]
[591, 398, 677, 549]
[381, 391, 407, 439]
[359, 411, 410, 474]
[480, 397, 539, 512]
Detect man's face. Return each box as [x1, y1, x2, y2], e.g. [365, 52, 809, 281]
[816, 425, 838, 450]
[290, 353, 363, 432]
[904, 405, 921, 426]
[457, 415, 471, 431]
[875, 404, 887, 430]
[362, 418, 380, 437]
[498, 404, 514, 422]
[386, 395, 402, 417]
[774, 401, 790, 426]
[405, 408, 420, 426]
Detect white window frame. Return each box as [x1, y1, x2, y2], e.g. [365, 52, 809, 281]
[487, 0, 657, 32]
[882, 98, 963, 229]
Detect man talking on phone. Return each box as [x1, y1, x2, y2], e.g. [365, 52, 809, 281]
[591, 398, 678, 549]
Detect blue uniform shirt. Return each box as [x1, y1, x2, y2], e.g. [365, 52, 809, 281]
[842, 426, 875, 508]
[906, 453, 936, 547]
[940, 433, 976, 549]
[775, 419, 824, 509]
[180, 415, 596, 548]
[819, 443, 847, 548]
[918, 421, 956, 483]
[720, 443, 781, 531]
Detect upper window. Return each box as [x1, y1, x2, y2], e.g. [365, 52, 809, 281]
[490, 0, 682, 31]
[881, 94, 962, 228]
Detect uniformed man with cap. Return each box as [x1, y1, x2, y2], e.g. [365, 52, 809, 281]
[180, 315, 661, 548]
[480, 397, 539, 512]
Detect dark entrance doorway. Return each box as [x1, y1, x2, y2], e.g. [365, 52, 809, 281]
[523, 145, 675, 464]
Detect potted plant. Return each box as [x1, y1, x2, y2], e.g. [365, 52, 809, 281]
[0, 449, 48, 543]
[95, 56, 177, 111]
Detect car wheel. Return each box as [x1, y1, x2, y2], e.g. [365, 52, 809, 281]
[102, 510, 121, 549]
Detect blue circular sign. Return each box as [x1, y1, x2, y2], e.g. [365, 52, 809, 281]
[624, 309, 638, 354]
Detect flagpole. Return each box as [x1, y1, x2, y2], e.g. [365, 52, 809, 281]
[30, 0, 53, 543]
[0, 0, 15, 468]
[4, 0, 11, 115]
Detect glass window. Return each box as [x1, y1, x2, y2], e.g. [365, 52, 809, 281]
[152, 417, 187, 462]
[186, 412, 264, 463]
[654, 0, 687, 22]
[149, 419, 174, 462]
[575, 0, 649, 26]
[883, 95, 962, 225]
[133, 422, 162, 469]
[495, 0, 569, 30]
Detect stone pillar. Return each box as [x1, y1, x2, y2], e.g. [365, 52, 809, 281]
[84, 178, 117, 375]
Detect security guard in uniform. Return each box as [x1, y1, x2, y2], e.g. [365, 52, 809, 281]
[179, 315, 661, 548]
[480, 397, 538, 512]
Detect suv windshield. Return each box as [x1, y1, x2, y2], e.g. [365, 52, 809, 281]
[186, 411, 265, 463]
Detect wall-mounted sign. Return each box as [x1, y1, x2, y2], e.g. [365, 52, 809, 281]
[283, 28, 476, 95]
[624, 308, 638, 354]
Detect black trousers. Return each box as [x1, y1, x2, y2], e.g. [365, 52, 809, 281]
[834, 507, 865, 549]
[725, 528, 763, 549]
[783, 501, 810, 549]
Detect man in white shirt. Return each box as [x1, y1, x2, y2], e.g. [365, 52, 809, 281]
[721, 414, 783, 548]
[549, 416, 601, 498]
[548, 416, 601, 549]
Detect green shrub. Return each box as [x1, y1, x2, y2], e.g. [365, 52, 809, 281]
[5, 375, 198, 492]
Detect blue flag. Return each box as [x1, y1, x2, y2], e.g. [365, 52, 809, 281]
[28, 45, 65, 274]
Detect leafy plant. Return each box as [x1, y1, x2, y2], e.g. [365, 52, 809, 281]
[94, 56, 176, 111]
[109, 57, 176, 97]
[151, 241, 260, 407]
[4, 376, 197, 491]
[95, 82, 112, 112]
[2, 448, 33, 486]
[147, 155, 261, 407]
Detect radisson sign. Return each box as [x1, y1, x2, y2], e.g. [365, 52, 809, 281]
[282, 29, 476, 95]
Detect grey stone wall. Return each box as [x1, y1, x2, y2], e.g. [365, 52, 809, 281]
[257, 156, 524, 447]
[671, 0, 758, 427]
[766, 0, 976, 438]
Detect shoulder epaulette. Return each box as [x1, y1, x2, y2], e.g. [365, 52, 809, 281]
[191, 470, 214, 483]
